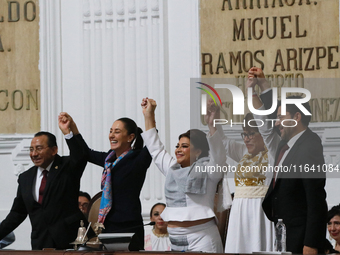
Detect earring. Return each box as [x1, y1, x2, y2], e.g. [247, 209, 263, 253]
[128, 140, 130, 142]
[195, 155, 198, 161]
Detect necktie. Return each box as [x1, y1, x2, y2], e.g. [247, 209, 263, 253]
[273, 144, 289, 187]
[38, 170, 48, 204]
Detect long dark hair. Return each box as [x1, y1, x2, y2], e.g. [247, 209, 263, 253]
[117, 117, 144, 150]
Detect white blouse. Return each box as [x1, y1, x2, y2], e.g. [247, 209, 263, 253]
[141, 128, 227, 222]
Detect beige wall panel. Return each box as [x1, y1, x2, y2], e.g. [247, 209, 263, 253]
[200, 0, 340, 123]
[0, 0, 40, 133]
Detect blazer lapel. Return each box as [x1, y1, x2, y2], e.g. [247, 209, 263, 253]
[25, 167, 39, 204]
[41, 155, 61, 204]
[276, 129, 310, 181]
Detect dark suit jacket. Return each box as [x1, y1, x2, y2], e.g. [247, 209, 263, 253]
[261, 91, 327, 253]
[82, 141, 152, 224]
[0, 134, 92, 250]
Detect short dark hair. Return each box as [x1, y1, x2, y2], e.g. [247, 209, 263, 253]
[278, 95, 312, 126]
[149, 203, 166, 218]
[327, 204, 340, 222]
[117, 118, 144, 150]
[79, 191, 91, 202]
[243, 112, 259, 133]
[178, 129, 209, 159]
[34, 131, 57, 148]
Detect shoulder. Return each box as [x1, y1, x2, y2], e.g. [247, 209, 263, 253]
[18, 166, 36, 179]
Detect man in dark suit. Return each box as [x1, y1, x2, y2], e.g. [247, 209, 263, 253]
[0, 116, 92, 250]
[248, 67, 327, 254]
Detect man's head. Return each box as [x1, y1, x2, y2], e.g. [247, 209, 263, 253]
[275, 96, 311, 142]
[30, 132, 58, 169]
[78, 191, 91, 215]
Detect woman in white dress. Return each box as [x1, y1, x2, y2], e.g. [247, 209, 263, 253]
[144, 203, 171, 251]
[223, 111, 274, 253]
[141, 98, 228, 252]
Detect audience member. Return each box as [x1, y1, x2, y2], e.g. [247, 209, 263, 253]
[59, 112, 152, 251]
[0, 116, 92, 250]
[327, 204, 340, 252]
[141, 98, 228, 252]
[79, 191, 91, 216]
[144, 203, 170, 251]
[249, 67, 327, 254]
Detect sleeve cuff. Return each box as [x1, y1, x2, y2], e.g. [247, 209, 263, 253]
[64, 131, 73, 139]
[260, 88, 272, 95]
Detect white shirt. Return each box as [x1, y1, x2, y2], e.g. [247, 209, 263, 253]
[33, 162, 53, 202]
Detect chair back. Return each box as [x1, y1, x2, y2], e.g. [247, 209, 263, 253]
[87, 191, 102, 231]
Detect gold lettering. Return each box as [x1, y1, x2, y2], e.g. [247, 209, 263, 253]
[304, 48, 315, 71]
[12, 90, 23, 110]
[8, 1, 20, 22]
[254, 50, 265, 69]
[26, 89, 38, 110]
[216, 53, 228, 74]
[252, 17, 263, 40]
[222, 0, 233, 10]
[295, 73, 304, 88]
[24, 1, 36, 22]
[328, 46, 339, 69]
[272, 0, 284, 7]
[286, 48, 297, 71]
[0, 36, 4, 52]
[273, 49, 285, 72]
[242, 51, 253, 72]
[298, 0, 311, 5]
[248, 18, 252, 40]
[0, 90, 9, 111]
[285, 0, 295, 6]
[295, 15, 306, 38]
[229, 51, 242, 74]
[280, 16, 291, 39]
[266, 17, 277, 39]
[233, 19, 245, 41]
[201, 53, 213, 75]
[316, 47, 326, 70]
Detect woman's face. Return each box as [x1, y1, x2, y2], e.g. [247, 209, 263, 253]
[328, 215, 340, 243]
[242, 130, 265, 156]
[108, 120, 134, 155]
[175, 137, 201, 168]
[150, 205, 167, 231]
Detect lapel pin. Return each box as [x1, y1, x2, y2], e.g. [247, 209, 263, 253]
[55, 166, 58, 169]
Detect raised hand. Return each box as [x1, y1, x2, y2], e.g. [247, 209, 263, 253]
[141, 97, 157, 117]
[58, 112, 71, 135]
[204, 98, 220, 135]
[58, 112, 79, 135]
[247, 67, 270, 91]
[246, 67, 258, 89]
[142, 98, 157, 130]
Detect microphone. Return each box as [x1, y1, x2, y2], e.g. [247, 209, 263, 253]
[144, 222, 155, 226]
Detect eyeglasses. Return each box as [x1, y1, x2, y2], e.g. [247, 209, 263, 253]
[29, 146, 50, 153]
[241, 132, 257, 140]
[78, 202, 89, 209]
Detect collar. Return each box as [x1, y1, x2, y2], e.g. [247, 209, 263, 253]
[287, 129, 306, 148]
[38, 161, 54, 176]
